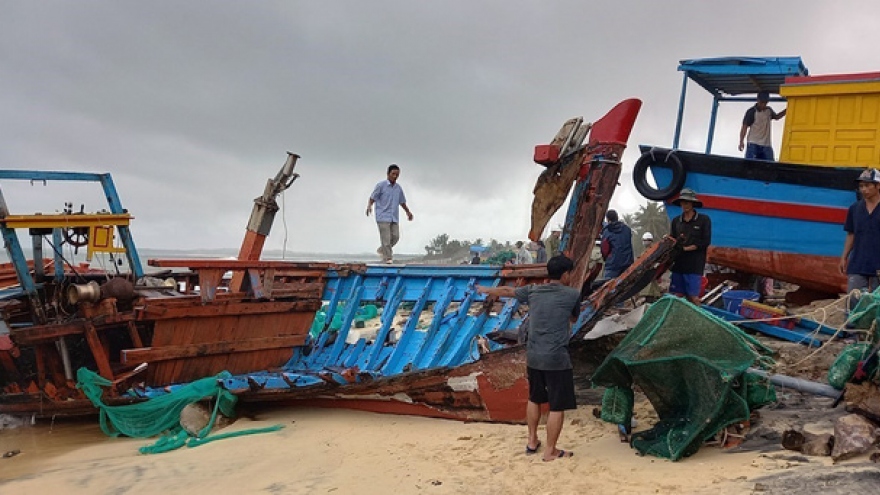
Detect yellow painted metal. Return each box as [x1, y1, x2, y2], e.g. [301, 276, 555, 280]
[780, 77, 880, 167]
[87, 225, 125, 260]
[0, 213, 132, 229]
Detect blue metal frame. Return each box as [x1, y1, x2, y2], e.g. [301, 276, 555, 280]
[0, 170, 143, 279]
[671, 56, 809, 153]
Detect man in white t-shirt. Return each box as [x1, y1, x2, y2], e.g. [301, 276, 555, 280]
[739, 91, 786, 161]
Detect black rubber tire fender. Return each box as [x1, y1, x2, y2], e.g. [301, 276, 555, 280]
[632, 150, 686, 201]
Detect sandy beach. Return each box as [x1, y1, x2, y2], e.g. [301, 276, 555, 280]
[2, 301, 876, 495]
[3, 397, 876, 495]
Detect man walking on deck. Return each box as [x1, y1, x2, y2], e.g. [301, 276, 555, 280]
[739, 91, 786, 161]
[840, 168, 880, 299]
[366, 164, 413, 264]
[477, 255, 580, 462]
[669, 188, 712, 305]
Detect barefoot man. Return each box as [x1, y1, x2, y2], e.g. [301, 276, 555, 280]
[477, 255, 580, 461]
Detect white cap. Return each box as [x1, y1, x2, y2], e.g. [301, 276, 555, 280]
[642, 232, 654, 241]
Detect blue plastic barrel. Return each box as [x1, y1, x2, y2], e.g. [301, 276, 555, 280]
[721, 290, 760, 314]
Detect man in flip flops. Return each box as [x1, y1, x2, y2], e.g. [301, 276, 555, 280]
[478, 255, 579, 461]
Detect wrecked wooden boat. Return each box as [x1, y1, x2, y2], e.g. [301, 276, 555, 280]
[633, 57, 868, 295]
[0, 99, 666, 422]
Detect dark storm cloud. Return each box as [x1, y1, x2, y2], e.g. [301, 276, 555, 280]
[1, 1, 878, 254]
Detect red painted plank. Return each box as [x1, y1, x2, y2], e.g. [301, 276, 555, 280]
[687, 194, 847, 224]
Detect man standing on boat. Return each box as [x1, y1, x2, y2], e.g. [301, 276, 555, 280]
[739, 91, 786, 161]
[669, 189, 711, 305]
[600, 209, 634, 279]
[839, 168, 880, 298]
[366, 164, 414, 264]
[476, 255, 580, 462]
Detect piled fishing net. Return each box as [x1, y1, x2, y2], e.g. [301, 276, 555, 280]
[824, 288, 880, 388]
[77, 368, 282, 454]
[846, 287, 880, 336]
[592, 295, 775, 460]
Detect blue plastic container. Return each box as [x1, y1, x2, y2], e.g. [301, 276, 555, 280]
[721, 290, 760, 314]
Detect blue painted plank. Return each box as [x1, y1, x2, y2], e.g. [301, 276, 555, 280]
[323, 278, 364, 366]
[703, 306, 824, 347]
[365, 277, 405, 371]
[423, 280, 479, 369]
[382, 278, 433, 374]
[444, 315, 487, 366]
[411, 278, 456, 369]
[343, 338, 367, 368]
[374, 275, 390, 301]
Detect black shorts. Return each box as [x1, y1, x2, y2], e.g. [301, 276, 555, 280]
[527, 367, 577, 411]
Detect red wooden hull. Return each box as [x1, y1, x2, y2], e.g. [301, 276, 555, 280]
[709, 246, 846, 294]
[261, 347, 531, 423]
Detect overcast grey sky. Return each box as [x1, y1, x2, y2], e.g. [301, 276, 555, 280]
[2, 1, 879, 257]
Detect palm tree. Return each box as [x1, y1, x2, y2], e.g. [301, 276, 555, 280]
[631, 202, 669, 239]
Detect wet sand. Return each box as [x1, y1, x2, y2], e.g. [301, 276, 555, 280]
[4, 400, 871, 495]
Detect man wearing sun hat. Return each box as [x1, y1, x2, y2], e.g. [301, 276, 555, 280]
[669, 188, 712, 305]
[840, 168, 880, 299]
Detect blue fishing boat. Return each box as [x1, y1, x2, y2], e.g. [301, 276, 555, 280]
[632, 57, 869, 295]
[0, 99, 669, 422]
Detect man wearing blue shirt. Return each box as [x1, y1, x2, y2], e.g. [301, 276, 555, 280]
[840, 168, 880, 298]
[366, 164, 414, 264]
[600, 209, 634, 279]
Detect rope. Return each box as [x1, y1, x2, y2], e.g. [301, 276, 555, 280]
[758, 291, 870, 374]
[647, 146, 675, 163]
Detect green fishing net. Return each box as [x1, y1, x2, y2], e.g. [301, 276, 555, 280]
[77, 368, 282, 454]
[592, 295, 775, 461]
[846, 288, 880, 338]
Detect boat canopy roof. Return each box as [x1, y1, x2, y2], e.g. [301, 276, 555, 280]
[673, 56, 809, 152]
[678, 57, 808, 96]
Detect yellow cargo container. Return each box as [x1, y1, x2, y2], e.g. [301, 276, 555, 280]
[779, 72, 880, 167]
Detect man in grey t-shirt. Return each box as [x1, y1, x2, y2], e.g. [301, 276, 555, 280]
[477, 255, 580, 462]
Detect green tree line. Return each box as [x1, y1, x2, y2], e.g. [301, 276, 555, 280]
[421, 201, 669, 261]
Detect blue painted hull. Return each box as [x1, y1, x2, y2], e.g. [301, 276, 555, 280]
[637, 146, 862, 293]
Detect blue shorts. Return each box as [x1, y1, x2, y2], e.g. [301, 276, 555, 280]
[745, 143, 774, 161]
[670, 273, 703, 297]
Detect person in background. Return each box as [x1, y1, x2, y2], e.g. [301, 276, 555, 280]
[366, 164, 414, 264]
[638, 232, 664, 303]
[600, 209, 634, 279]
[739, 91, 786, 161]
[669, 189, 712, 305]
[471, 252, 482, 265]
[477, 255, 580, 462]
[840, 168, 880, 309]
[535, 240, 548, 264]
[515, 240, 534, 264]
[545, 230, 562, 257]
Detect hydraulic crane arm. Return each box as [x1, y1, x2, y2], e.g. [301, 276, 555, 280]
[236, 152, 300, 263]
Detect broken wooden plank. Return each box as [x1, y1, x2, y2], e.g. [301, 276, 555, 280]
[121, 334, 308, 363]
[84, 322, 114, 380]
[136, 300, 320, 320]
